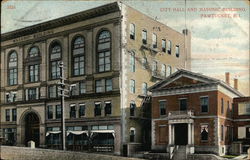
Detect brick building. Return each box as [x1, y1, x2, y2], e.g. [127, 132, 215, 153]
[149, 69, 244, 157]
[0, 2, 191, 155]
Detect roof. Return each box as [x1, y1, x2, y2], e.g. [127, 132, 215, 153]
[149, 69, 244, 97]
[1, 2, 120, 41]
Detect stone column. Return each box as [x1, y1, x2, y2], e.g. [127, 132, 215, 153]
[188, 123, 191, 145]
[192, 123, 194, 144]
[39, 124, 46, 148]
[169, 124, 172, 145]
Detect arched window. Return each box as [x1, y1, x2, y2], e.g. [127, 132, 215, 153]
[8, 51, 18, 85]
[50, 42, 62, 79]
[130, 127, 136, 142]
[161, 64, 166, 77]
[72, 36, 85, 76]
[29, 47, 39, 57]
[97, 30, 111, 72]
[28, 47, 40, 82]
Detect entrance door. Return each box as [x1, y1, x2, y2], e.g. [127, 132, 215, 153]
[25, 112, 40, 147]
[174, 124, 188, 145]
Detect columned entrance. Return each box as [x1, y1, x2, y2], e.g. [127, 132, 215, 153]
[24, 112, 40, 147]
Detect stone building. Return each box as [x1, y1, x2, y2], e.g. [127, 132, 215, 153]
[149, 69, 244, 157]
[0, 2, 191, 155]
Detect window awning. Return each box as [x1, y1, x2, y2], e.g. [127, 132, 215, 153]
[46, 131, 61, 137]
[90, 130, 115, 137]
[66, 130, 88, 136]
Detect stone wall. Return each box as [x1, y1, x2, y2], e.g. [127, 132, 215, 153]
[0, 146, 143, 160]
[187, 154, 226, 160]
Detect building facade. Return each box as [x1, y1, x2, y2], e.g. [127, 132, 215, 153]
[0, 2, 191, 155]
[149, 69, 244, 157]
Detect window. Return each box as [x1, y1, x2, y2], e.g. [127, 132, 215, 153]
[94, 102, 102, 116]
[152, 61, 157, 72]
[97, 30, 111, 72]
[246, 127, 250, 138]
[130, 79, 135, 93]
[105, 79, 112, 92]
[130, 23, 135, 40]
[29, 64, 39, 82]
[130, 128, 135, 142]
[8, 51, 18, 85]
[12, 109, 16, 121]
[161, 64, 166, 77]
[50, 43, 61, 79]
[95, 79, 113, 93]
[167, 40, 172, 54]
[142, 82, 147, 95]
[72, 36, 85, 76]
[6, 109, 10, 121]
[221, 125, 224, 141]
[104, 102, 112, 116]
[79, 104, 85, 117]
[6, 92, 16, 103]
[79, 82, 86, 94]
[142, 29, 147, 44]
[201, 97, 209, 113]
[70, 104, 76, 118]
[71, 83, 79, 96]
[176, 45, 180, 57]
[221, 98, 224, 114]
[29, 47, 39, 57]
[130, 101, 136, 116]
[49, 85, 58, 98]
[47, 106, 53, 119]
[159, 100, 166, 115]
[56, 105, 61, 119]
[238, 103, 250, 115]
[142, 57, 147, 69]
[162, 39, 166, 52]
[152, 33, 157, 48]
[130, 52, 135, 72]
[179, 99, 187, 111]
[167, 66, 172, 76]
[201, 124, 208, 141]
[26, 88, 39, 101]
[227, 101, 230, 112]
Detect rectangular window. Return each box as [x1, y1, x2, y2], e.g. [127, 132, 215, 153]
[130, 102, 136, 116]
[73, 56, 84, 76]
[29, 64, 39, 82]
[221, 125, 224, 141]
[167, 40, 172, 54]
[98, 51, 111, 72]
[6, 109, 10, 121]
[221, 98, 224, 114]
[6, 92, 16, 103]
[47, 106, 53, 119]
[176, 45, 180, 57]
[27, 88, 39, 101]
[79, 104, 85, 117]
[56, 105, 61, 119]
[142, 57, 147, 69]
[9, 68, 17, 85]
[142, 82, 147, 95]
[51, 61, 61, 79]
[130, 23, 135, 40]
[12, 109, 16, 121]
[49, 85, 57, 98]
[152, 33, 157, 48]
[179, 98, 187, 111]
[70, 104, 76, 118]
[130, 79, 135, 93]
[79, 82, 86, 94]
[201, 124, 208, 141]
[200, 97, 209, 113]
[238, 103, 250, 115]
[105, 79, 112, 92]
[130, 129, 135, 142]
[162, 39, 166, 52]
[159, 100, 166, 115]
[130, 52, 135, 72]
[142, 30, 147, 44]
[152, 61, 157, 72]
[161, 64, 166, 77]
[94, 102, 102, 116]
[104, 102, 112, 116]
[95, 80, 103, 93]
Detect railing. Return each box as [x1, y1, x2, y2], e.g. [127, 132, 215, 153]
[92, 144, 114, 152]
[67, 144, 88, 151]
[168, 110, 194, 119]
[170, 145, 179, 159]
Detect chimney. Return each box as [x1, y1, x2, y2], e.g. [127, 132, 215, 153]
[234, 78, 238, 90]
[225, 72, 230, 85]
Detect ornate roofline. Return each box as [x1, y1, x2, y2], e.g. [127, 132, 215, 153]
[1, 2, 120, 41]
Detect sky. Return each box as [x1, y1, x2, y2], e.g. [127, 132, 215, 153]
[1, 0, 249, 96]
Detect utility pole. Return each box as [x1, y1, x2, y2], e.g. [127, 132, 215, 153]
[58, 61, 66, 150]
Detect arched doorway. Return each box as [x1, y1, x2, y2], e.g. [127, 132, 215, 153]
[25, 112, 40, 147]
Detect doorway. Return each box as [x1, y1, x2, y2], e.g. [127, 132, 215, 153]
[25, 112, 40, 147]
[174, 123, 188, 145]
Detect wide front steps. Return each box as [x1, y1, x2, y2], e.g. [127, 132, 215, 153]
[172, 146, 187, 160]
